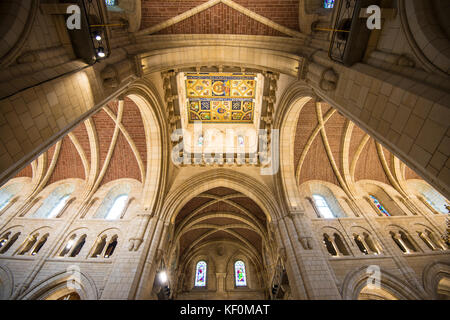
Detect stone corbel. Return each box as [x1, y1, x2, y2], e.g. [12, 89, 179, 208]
[100, 64, 119, 88]
[128, 212, 152, 251]
[299, 236, 313, 250]
[305, 61, 339, 91]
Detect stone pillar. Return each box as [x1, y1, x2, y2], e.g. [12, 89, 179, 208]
[132, 218, 166, 300]
[283, 210, 342, 300]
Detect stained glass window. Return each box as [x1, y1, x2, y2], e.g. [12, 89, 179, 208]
[234, 260, 247, 286]
[324, 0, 335, 9]
[369, 195, 390, 216]
[105, 0, 117, 6]
[195, 261, 207, 287]
[313, 194, 335, 218]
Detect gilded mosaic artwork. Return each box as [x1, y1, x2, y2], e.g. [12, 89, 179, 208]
[186, 73, 257, 123]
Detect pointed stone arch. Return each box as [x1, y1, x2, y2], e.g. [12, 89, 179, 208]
[341, 265, 424, 300]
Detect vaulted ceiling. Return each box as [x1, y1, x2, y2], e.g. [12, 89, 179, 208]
[173, 187, 267, 263]
[293, 99, 421, 190]
[14, 97, 148, 191]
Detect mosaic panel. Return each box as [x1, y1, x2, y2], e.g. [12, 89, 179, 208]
[186, 73, 257, 123]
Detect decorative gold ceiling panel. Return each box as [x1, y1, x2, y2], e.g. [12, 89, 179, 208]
[186, 73, 257, 123]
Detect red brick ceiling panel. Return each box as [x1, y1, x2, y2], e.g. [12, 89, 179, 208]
[354, 140, 389, 184]
[155, 3, 286, 36]
[176, 197, 212, 223]
[232, 227, 261, 252]
[180, 228, 211, 253]
[323, 111, 347, 174]
[100, 132, 142, 186]
[71, 122, 91, 164]
[348, 125, 367, 166]
[293, 100, 317, 171]
[320, 101, 332, 115]
[299, 133, 340, 186]
[200, 230, 240, 243]
[41, 144, 57, 175]
[202, 217, 242, 225]
[231, 197, 266, 222]
[14, 163, 32, 178]
[107, 100, 119, 117]
[196, 201, 243, 215]
[205, 187, 238, 197]
[122, 98, 147, 169]
[233, 0, 299, 30]
[141, 0, 208, 29]
[47, 136, 85, 185]
[91, 109, 116, 169]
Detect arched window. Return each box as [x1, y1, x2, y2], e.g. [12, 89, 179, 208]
[313, 195, 335, 218]
[0, 232, 20, 254]
[60, 234, 77, 257]
[47, 195, 70, 218]
[195, 261, 207, 287]
[363, 232, 381, 254]
[399, 231, 417, 253]
[93, 185, 131, 220]
[104, 236, 118, 258]
[90, 235, 118, 258]
[391, 231, 417, 254]
[334, 233, 350, 256]
[369, 195, 391, 216]
[323, 233, 338, 256]
[422, 192, 448, 214]
[418, 232, 437, 251]
[105, 194, 128, 220]
[0, 232, 11, 250]
[91, 236, 107, 258]
[17, 234, 40, 255]
[234, 260, 247, 287]
[70, 235, 86, 257]
[354, 234, 369, 255]
[60, 234, 87, 257]
[0, 183, 22, 212]
[32, 184, 74, 218]
[31, 234, 49, 255]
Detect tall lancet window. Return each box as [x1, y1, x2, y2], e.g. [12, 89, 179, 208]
[234, 260, 247, 287]
[105, 194, 128, 220]
[47, 195, 70, 219]
[313, 194, 335, 218]
[195, 261, 207, 287]
[369, 195, 391, 216]
[33, 184, 74, 218]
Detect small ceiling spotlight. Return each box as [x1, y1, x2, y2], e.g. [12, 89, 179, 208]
[93, 31, 102, 41]
[97, 47, 105, 58]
